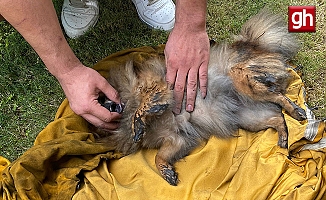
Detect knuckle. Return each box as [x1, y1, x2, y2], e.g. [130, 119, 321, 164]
[187, 79, 197, 90]
[200, 81, 208, 91]
[102, 115, 112, 123]
[174, 83, 185, 92]
[111, 90, 120, 102]
[70, 104, 86, 115]
[186, 92, 196, 104]
[199, 71, 208, 79]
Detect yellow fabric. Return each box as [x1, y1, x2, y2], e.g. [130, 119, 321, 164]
[1, 45, 326, 200]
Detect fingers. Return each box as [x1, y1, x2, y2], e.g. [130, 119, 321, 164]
[185, 67, 198, 113]
[58, 65, 123, 131]
[73, 73, 121, 130]
[168, 68, 198, 114]
[83, 114, 120, 130]
[91, 78, 122, 129]
[97, 76, 121, 103]
[172, 69, 187, 114]
[78, 102, 121, 130]
[166, 58, 184, 114]
[166, 62, 208, 114]
[198, 61, 208, 99]
[165, 63, 178, 90]
[184, 61, 208, 113]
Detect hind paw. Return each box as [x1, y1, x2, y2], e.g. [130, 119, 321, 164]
[160, 164, 179, 186]
[278, 134, 288, 149]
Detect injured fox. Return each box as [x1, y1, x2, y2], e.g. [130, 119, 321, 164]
[94, 10, 307, 186]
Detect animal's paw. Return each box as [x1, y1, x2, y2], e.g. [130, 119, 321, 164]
[133, 116, 145, 143]
[293, 107, 307, 121]
[287, 98, 307, 121]
[278, 133, 288, 149]
[160, 164, 179, 186]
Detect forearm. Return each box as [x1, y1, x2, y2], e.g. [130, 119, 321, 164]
[175, 0, 207, 31]
[0, 0, 81, 79]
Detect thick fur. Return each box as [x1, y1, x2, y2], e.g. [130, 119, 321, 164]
[94, 10, 306, 185]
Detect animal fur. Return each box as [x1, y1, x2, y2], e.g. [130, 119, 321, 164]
[94, 10, 307, 186]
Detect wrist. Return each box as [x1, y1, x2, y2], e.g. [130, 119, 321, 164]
[50, 60, 85, 84]
[174, 0, 207, 32]
[41, 38, 83, 79]
[174, 19, 206, 33]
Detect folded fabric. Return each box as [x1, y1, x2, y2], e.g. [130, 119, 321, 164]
[1, 45, 325, 200]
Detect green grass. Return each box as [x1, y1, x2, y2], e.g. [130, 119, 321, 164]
[0, 0, 325, 161]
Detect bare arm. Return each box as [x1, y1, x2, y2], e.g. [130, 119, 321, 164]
[165, 0, 209, 114]
[0, 0, 121, 129]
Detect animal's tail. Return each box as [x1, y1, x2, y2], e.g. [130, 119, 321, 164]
[235, 9, 299, 59]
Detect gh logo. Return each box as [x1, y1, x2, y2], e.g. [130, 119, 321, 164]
[288, 6, 316, 32]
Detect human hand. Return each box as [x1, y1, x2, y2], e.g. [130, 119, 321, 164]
[57, 65, 121, 130]
[0, 0, 121, 129]
[165, 26, 210, 114]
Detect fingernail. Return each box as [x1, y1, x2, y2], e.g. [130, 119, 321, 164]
[186, 104, 193, 112]
[168, 83, 174, 90]
[201, 92, 206, 99]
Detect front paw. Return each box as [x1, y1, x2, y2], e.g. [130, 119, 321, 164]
[133, 115, 145, 143]
[293, 107, 307, 121]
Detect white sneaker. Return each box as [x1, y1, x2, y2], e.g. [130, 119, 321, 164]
[132, 0, 175, 31]
[61, 0, 99, 38]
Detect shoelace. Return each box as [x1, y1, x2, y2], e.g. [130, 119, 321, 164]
[69, 0, 164, 8]
[147, 0, 162, 6]
[69, 0, 97, 8]
[69, 0, 86, 8]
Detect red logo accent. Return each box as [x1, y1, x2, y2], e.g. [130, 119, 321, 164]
[288, 6, 316, 32]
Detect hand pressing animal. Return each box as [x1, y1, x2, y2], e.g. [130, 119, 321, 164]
[94, 10, 307, 186]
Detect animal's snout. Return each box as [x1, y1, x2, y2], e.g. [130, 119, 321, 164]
[99, 96, 125, 114]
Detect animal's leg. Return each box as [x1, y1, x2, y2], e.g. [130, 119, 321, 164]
[264, 94, 306, 121]
[239, 106, 288, 148]
[229, 64, 307, 122]
[155, 135, 187, 186]
[244, 114, 288, 148]
[244, 66, 307, 121]
[265, 115, 288, 148]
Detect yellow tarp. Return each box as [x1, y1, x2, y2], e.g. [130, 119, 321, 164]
[1, 45, 326, 200]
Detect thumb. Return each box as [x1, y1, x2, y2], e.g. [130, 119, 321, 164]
[97, 76, 121, 103]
